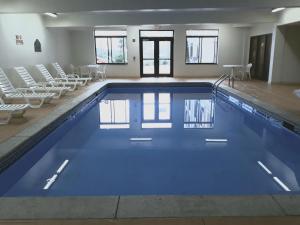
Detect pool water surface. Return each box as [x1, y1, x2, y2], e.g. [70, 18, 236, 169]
[1, 86, 300, 196]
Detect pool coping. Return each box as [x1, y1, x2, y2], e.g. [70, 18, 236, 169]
[0, 80, 300, 219]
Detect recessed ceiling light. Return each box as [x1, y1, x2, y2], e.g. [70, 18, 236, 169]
[272, 7, 285, 13]
[44, 13, 58, 18]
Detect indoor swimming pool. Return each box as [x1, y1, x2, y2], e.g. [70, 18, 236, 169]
[1, 85, 300, 196]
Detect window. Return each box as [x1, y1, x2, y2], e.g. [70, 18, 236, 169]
[94, 30, 128, 64]
[186, 30, 218, 64]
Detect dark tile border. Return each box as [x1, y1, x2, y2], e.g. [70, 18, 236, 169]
[0, 80, 300, 219]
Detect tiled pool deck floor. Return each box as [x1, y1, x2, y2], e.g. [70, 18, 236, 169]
[0, 78, 300, 224]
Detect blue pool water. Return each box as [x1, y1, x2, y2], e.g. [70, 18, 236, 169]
[1, 85, 300, 196]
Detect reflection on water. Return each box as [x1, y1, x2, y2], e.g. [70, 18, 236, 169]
[184, 99, 215, 129]
[143, 93, 155, 120]
[99, 100, 130, 129]
[142, 122, 173, 129]
[99, 93, 215, 129]
[158, 93, 171, 120]
[142, 93, 172, 129]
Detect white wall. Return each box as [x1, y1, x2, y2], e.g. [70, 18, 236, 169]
[278, 8, 300, 25]
[174, 24, 247, 77]
[0, 14, 72, 86]
[70, 27, 139, 78]
[249, 23, 276, 37]
[69, 24, 248, 78]
[271, 25, 300, 83]
[281, 26, 300, 83]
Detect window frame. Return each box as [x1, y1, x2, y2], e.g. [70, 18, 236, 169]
[94, 31, 128, 65]
[185, 30, 219, 65]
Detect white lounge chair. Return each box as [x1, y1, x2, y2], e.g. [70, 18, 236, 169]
[0, 67, 55, 108]
[14, 67, 71, 99]
[52, 63, 91, 86]
[35, 64, 78, 91]
[0, 96, 29, 124]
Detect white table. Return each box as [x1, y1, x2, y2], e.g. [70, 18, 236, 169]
[223, 65, 244, 78]
[80, 65, 99, 75]
[223, 65, 244, 88]
[78, 65, 101, 80]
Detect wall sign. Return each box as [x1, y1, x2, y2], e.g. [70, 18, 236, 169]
[16, 35, 24, 45]
[34, 39, 42, 52]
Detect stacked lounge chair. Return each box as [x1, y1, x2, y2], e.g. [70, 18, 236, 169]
[0, 96, 29, 124]
[52, 63, 91, 86]
[0, 62, 103, 124]
[0, 67, 55, 108]
[35, 64, 78, 91]
[14, 67, 71, 99]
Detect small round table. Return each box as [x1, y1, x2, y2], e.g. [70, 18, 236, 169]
[223, 65, 244, 87]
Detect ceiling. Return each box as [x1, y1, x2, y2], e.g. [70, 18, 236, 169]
[44, 10, 279, 27]
[0, 0, 300, 13]
[1, 0, 299, 27]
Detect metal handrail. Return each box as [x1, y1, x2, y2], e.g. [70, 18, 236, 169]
[212, 74, 231, 95]
[212, 74, 227, 89]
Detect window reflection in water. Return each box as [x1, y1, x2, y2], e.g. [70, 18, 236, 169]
[142, 93, 172, 129]
[99, 100, 130, 129]
[158, 93, 171, 120]
[143, 93, 155, 120]
[184, 99, 215, 128]
[142, 123, 172, 129]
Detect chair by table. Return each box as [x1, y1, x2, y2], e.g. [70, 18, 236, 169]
[238, 63, 252, 80]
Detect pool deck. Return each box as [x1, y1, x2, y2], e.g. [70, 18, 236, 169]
[0, 78, 300, 224]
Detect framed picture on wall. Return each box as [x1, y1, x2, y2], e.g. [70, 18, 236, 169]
[16, 35, 24, 45]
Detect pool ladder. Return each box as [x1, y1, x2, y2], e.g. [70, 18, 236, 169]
[212, 74, 233, 95]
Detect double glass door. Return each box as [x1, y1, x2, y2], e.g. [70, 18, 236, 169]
[140, 38, 173, 77]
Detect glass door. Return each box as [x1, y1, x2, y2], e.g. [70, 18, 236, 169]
[140, 31, 173, 77]
[159, 41, 172, 75]
[142, 40, 155, 75]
